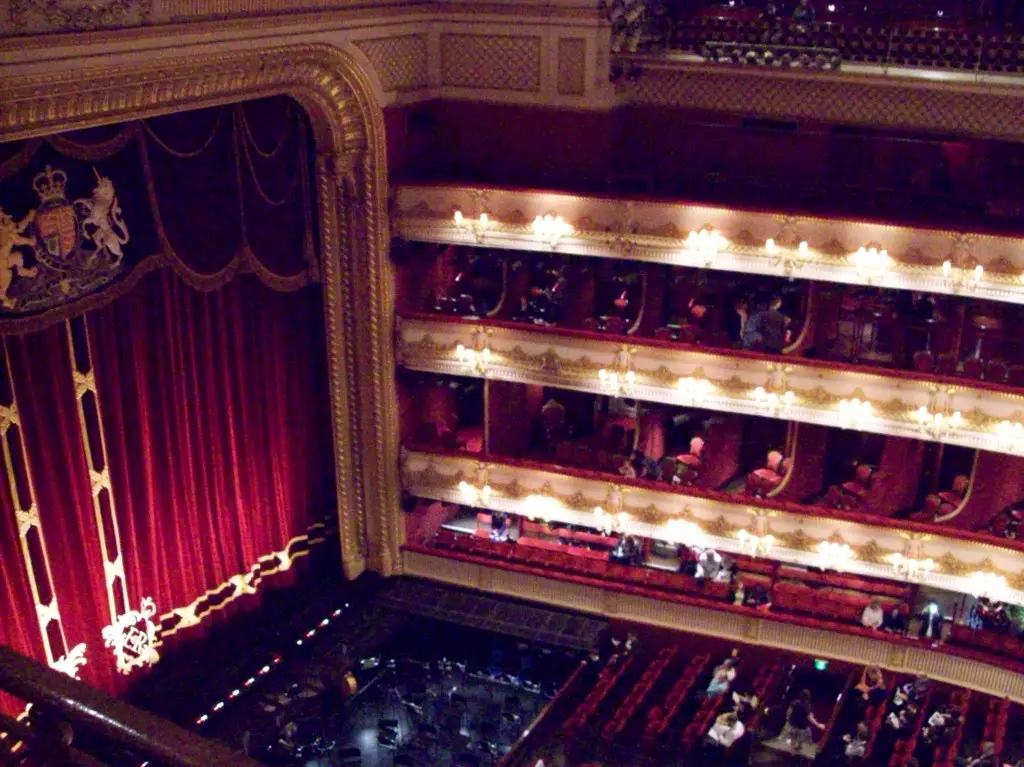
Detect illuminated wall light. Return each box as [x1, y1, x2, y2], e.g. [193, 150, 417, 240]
[851, 246, 890, 284]
[212, 702, 225, 711]
[887, 552, 936, 581]
[752, 386, 793, 414]
[455, 344, 491, 374]
[765, 238, 777, 253]
[686, 228, 727, 266]
[973, 264, 984, 285]
[245, 678, 256, 686]
[737, 529, 775, 558]
[942, 260, 952, 279]
[260, 665, 271, 674]
[798, 241, 809, 256]
[996, 420, 1024, 452]
[838, 398, 872, 428]
[532, 213, 574, 246]
[663, 518, 704, 545]
[914, 406, 963, 435]
[599, 368, 635, 396]
[197, 715, 208, 724]
[677, 376, 712, 405]
[525, 494, 561, 521]
[968, 571, 1007, 599]
[453, 209, 491, 241]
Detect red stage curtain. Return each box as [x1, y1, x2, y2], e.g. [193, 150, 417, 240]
[5, 328, 120, 693]
[0, 450, 46, 717]
[87, 270, 335, 649]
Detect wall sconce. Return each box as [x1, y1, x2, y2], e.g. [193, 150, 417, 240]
[967, 571, 1007, 600]
[995, 420, 1024, 453]
[752, 386, 794, 416]
[686, 228, 727, 267]
[455, 343, 491, 374]
[851, 246, 890, 285]
[837, 398, 873, 429]
[677, 376, 713, 406]
[663, 517, 704, 545]
[458, 480, 493, 505]
[532, 214, 574, 247]
[594, 505, 630, 535]
[599, 368, 636, 397]
[453, 209, 491, 242]
[887, 552, 936, 581]
[940, 259, 983, 291]
[737, 529, 776, 558]
[913, 406, 963, 436]
[769, 239, 809, 276]
[817, 540, 854, 570]
[525, 494, 561, 522]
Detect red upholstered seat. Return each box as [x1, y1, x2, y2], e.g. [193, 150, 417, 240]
[936, 352, 957, 375]
[912, 350, 935, 372]
[986, 359, 1009, 383]
[962, 357, 985, 380]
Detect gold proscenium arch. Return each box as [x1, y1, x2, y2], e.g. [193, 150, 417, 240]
[0, 44, 402, 581]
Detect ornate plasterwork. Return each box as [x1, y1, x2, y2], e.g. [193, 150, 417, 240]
[398, 316, 1024, 458]
[440, 34, 543, 92]
[394, 184, 1024, 305]
[402, 450, 1024, 606]
[355, 35, 428, 93]
[0, 44, 398, 578]
[624, 63, 1024, 142]
[9, 0, 153, 33]
[557, 38, 587, 96]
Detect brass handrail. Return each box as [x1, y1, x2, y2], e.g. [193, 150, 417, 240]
[0, 645, 261, 767]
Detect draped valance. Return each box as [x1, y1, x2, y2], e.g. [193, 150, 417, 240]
[0, 96, 318, 334]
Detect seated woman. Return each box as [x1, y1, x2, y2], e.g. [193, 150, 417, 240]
[707, 710, 746, 749]
[704, 664, 735, 699]
[855, 665, 886, 703]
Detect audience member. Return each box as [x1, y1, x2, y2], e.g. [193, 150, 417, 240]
[955, 741, 995, 767]
[843, 722, 869, 762]
[855, 666, 886, 702]
[742, 295, 790, 353]
[780, 689, 825, 752]
[792, 0, 816, 24]
[705, 665, 733, 698]
[861, 598, 885, 630]
[884, 604, 908, 634]
[708, 710, 746, 748]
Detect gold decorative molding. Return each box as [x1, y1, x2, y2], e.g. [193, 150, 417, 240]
[403, 549, 1024, 703]
[398, 316, 1024, 458]
[0, 44, 396, 579]
[402, 450, 1024, 605]
[9, 0, 153, 33]
[394, 184, 1024, 302]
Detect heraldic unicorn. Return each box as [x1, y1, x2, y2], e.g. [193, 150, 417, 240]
[0, 164, 129, 314]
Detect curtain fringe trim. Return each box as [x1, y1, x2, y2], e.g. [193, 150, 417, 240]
[153, 518, 334, 645]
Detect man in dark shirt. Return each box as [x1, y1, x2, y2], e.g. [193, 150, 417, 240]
[742, 296, 791, 353]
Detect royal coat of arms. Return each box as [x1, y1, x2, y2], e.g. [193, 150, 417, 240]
[0, 164, 129, 313]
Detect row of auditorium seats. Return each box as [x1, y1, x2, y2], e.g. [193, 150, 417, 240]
[680, 678, 730, 752]
[948, 623, 1024, 662]
[888, 689, 935, 767]
[432, 529, 911, 629]
[930, 689, 972, 767]
[817, 672, 860, 758]
[666, 16, 1024, 73]
[562, 653, 636, 737]
[981, 697, 1011, 765]
[643, 654, 710, 743]
[600, 646, 678, 742]
[768, 579, 909, 625]
[861, 682, 898, 763]
[913, 351, 1024, 385]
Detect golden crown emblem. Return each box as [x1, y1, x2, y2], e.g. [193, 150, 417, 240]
[32, 165, 68, 204]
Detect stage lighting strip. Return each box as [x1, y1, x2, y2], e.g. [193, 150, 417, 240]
[0, 339, 73, 671]
[192, 604, 348, 728]
[153, 520, 332, 643]
[64, 318, 132, 640]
